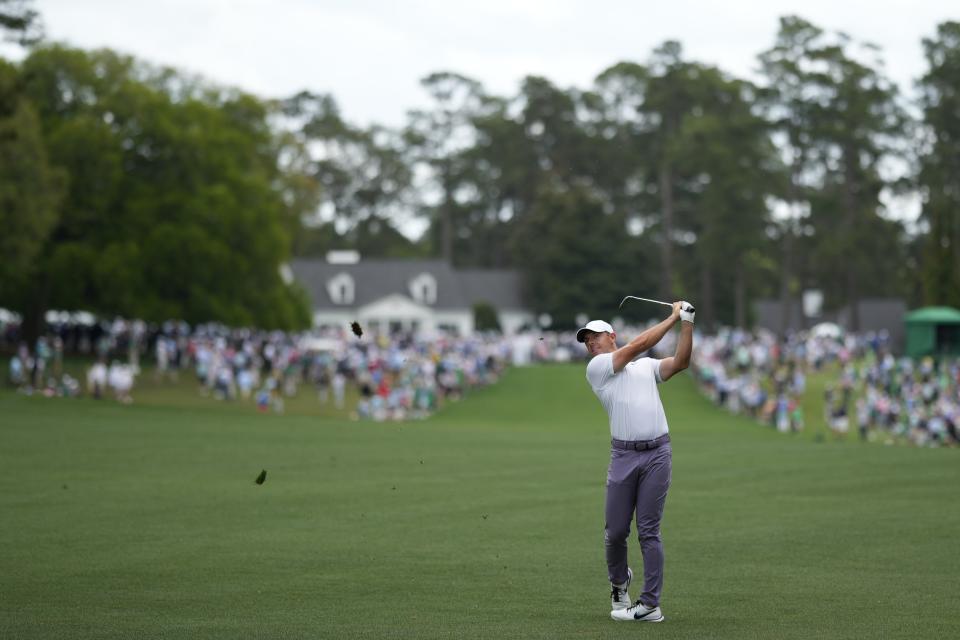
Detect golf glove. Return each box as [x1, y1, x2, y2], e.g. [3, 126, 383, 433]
[679, 301, 695, 323]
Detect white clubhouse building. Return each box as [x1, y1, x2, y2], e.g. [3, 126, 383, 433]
[288, 252, 534, 335]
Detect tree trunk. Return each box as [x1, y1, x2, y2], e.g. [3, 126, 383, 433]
[659, 162, 675, 300]
[699, 257, 715, 332]
[21, 287, 47, 349]
[492, 230, 503, 267]
[780, 165, 804, 336]
[441, 163, 454, 264]
[842, 146, 860, 331]
[779, 224, 794, 335]
[735, 258, 747, 329]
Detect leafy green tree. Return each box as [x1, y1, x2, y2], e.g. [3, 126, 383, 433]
[515, 76, 598, 185]
[758, 16, 822, 332]
[2, 16, 937, 335]
[472, 301, 501, 332]
[446, 76, 590, 269]
[670, 73, 784, 330]
[593, 61, 658, 241]
[0, 59, 64, 303]
[759, 17, 909, 329]
[511, 184, 656, 327]
[452, 98, 534, 267]
[598, 44, 725, 305]
[284, 91, 416, 258]
[638, 43, 706, 302]
[405, 72, 493, 264]
[597, 48, 782, 329]
[271, 125, 323, 257]
[452, 74, 644, 315]
[917, 21, 960, 307]
[349, 216, 425, 258]
[8, 45, 309, 332]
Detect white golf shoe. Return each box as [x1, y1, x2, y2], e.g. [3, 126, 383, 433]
[609, 567, 633, 611]
[610, 599, 664, 622]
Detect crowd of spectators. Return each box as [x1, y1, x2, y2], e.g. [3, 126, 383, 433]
[6, 319, 148, 404]
[7, 315, 957, 444]
[691, 326, 959, 447]
[844, 352, 960, 447]
[7, 336, 83, 400]
[2, 317, 582, 421]
[692, 328, 818, 435]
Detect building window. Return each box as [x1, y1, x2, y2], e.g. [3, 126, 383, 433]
[409, 273, 437, 305]
[327, 272, 355, 305]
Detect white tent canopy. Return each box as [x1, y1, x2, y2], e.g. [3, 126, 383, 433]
[809, 322, 843, 339]
[42, 310, 98, 325]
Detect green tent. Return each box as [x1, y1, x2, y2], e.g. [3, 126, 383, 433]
[904, 307, 960, 358]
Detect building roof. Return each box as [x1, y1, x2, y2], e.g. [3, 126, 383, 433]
[289, 259, 527, 310]
[904, 306, 960, 325]
[457, 269, 526, 310]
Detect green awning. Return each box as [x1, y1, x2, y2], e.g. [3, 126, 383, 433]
[904, 307, 960, 325]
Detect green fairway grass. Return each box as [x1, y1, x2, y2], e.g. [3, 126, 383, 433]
[2, 365, 958, 639]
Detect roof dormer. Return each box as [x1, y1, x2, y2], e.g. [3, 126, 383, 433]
[327, 272, 355, 305]
[409, 272, 437, 305]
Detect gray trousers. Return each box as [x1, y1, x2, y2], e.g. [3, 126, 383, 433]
[605, 442, 672, 607]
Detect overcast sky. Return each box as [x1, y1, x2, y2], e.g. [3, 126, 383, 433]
[18, 0, 956, 128]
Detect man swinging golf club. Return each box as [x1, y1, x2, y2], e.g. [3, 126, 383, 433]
[576, 298, 694, 623]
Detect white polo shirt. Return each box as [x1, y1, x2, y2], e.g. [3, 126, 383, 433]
[586, 352, 669, 441]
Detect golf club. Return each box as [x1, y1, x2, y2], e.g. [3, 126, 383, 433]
[619, 295, 675, 310]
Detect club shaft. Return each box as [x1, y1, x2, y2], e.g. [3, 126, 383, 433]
[619, 295, 674, 309]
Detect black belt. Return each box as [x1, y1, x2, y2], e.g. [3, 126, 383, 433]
[611, 434, 670, 451]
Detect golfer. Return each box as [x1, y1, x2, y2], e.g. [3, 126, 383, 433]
[577, 301, 694, 623]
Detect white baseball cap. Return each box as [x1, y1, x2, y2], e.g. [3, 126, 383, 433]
[576, 319, 614, 343]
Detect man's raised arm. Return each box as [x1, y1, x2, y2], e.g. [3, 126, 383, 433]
[658, 311, 693, 382]
[611, 302, 682, 373]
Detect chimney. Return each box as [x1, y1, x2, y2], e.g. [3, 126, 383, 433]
[326, 250, 360, 264]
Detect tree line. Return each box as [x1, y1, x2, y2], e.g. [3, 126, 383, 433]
[2, 3, 959, 335]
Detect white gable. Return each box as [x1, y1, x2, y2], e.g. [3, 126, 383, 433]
[357, 294, 432, 321]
